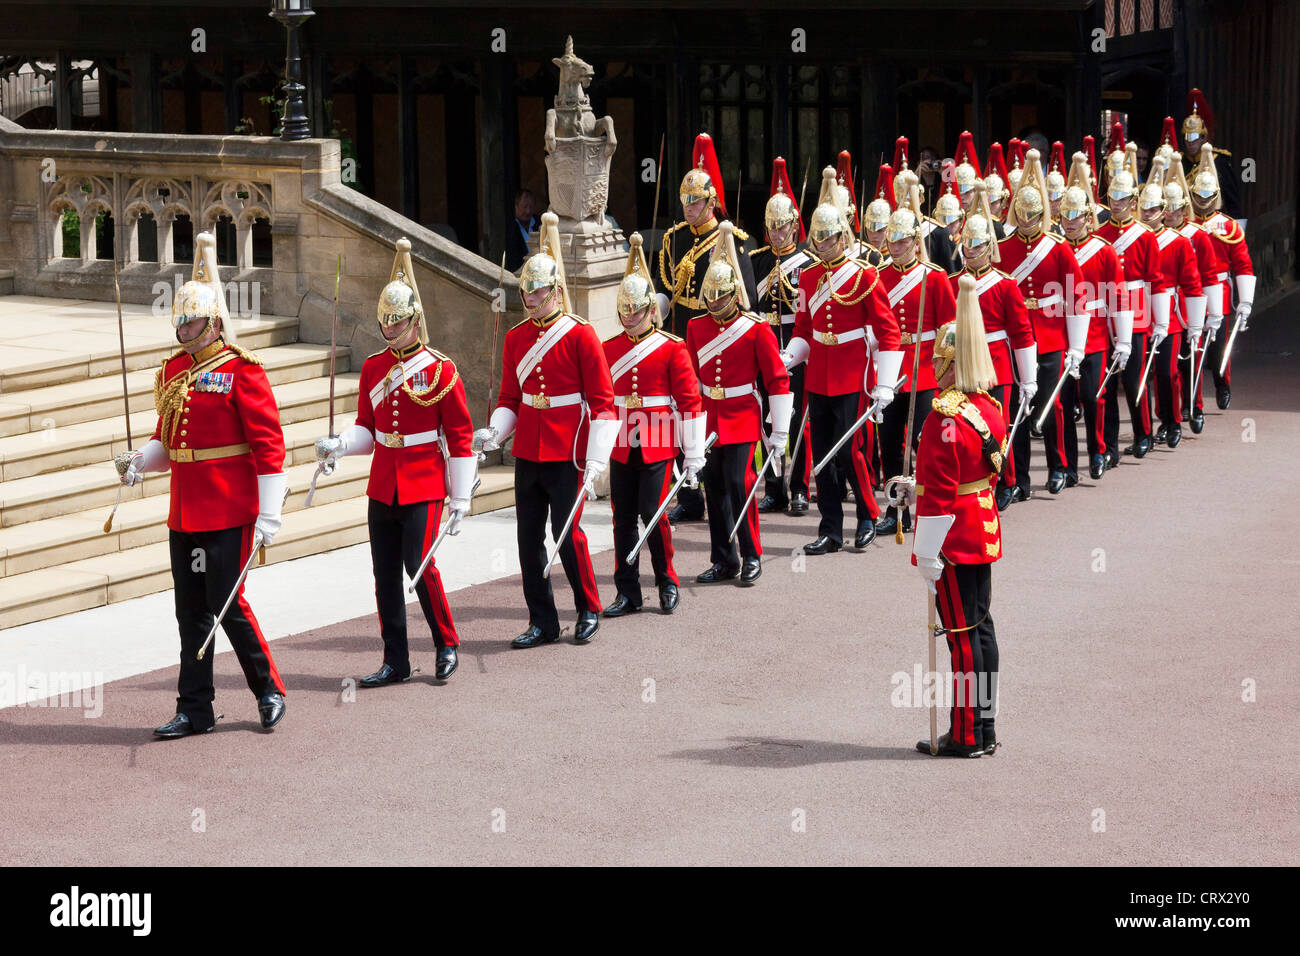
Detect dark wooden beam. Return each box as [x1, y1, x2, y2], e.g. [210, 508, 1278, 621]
[398, 54, 419, 222]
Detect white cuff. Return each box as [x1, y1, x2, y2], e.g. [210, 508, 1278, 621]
[912, 514, 956, 562]
[784, 336, 811, 368]
[1204, 284, 1224, 319]
[1013, 345, 1038, 386]
[1152, 290, 1172, 332]
[340, 422, 375, 457]
[489, 406, 518, 444]
[448, 455, 477, 505]
[767, 391, 794, 437]
[135, 438, 169, 474]
[1065, 313, 1090, 356]
[1235, 273, 1255, 308]
[680, 412, 708, 460]
[1110, 310, 1134, 347]
[873, 349, 904, 390]
[257, 472, 288, 521]
[584, 416, 621, 468]
[1185, 295, 1207, 329]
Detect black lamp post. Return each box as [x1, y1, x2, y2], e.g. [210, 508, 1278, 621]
[270, 0, 315, 141]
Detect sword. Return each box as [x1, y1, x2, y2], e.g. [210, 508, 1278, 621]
[196, 484, 290, 660]
[812, 375, 907, 476]
[649, 133, 666, 237]
[1190, 329, 1212, 411]
[896, 268, 930, 544]
[544, 469, 599, 579]
[1034, 361, 1075, 431]
[487, 251, 507, 421]
[796, 156, 811, 232]
[1004, 394, 1031, 452]
[626, 432, 719, 564]
[728, 446, 781, 543]
[305, 255, 343, 508]
[927, 594, 940, 756]
[1219, 312, 1242, 377]
[103, 248, 133, 533]
[1135, 333, 1162, 400]
[783, 402, 810, 499]
[1095, 353, 1122, 400]
[408, 477, 482, 592]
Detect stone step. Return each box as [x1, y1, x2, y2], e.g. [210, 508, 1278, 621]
[0, 271, 13, 296]
[0, 343, 354, 438]
[0, 368, 359, 482]
[0, 464, 516, 627]
[0, 311, 299, 393]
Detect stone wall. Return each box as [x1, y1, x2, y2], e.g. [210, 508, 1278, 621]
[0, 115, 522, 421]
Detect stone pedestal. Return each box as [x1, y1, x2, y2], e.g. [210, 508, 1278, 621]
[530, 215, 625, 340]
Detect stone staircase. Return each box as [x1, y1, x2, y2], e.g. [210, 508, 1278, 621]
[0, 296, 514, 628]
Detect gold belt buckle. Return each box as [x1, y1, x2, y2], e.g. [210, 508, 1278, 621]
[174, 448, 194, 463]
[1024, 296, 1039, 310]
[900, 332, 913, 346]
[532, 393, 551, 410]
[384, 431, 404, 448]
[625, 394, 643, 409]
[820, 330, 839, 346]
[708, 385, 726, 401]
[768, 312, 780, 326]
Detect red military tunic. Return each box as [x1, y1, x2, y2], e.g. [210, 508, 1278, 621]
[1095, 216, 1166, 335]
[354, 343, 474, 505]
[948, 265, 1034, 386]
[496, 311, 617, 462]
[881, 260, 956, 393]
[1193, 211, 1253, 305]
[151, 341, 284, 534]
[1066, 234, 1127, 355]
[1178, 221, 1221, 308]
[602, 326, 702, 465]
[997, 228, 1087, 353]
[686, 309, 790, 445]
[914, 388, 1007, 565]
[792, 254, 898, 397]
[1148, 224, 1203, 331]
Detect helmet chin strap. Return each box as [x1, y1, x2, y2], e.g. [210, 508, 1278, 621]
[383, 315, 419, 350]
[525, 284, 558, 318]
[176, 315, 216, 349]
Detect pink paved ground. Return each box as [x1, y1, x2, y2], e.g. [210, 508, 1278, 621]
[4, 298, 1299, 866]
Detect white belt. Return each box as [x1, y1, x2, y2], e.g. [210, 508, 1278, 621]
[816, 327, 866, 346]
[781, 313, 796, 325]
[1085, 299, 1105, 312]
[985, 330, 1008, 343]
[700, 382, 757, 401]
[374, 427, 442, 449]
[1216, 271, 1229, 282]
[614, 394, 672, 408]
[1033, 293, 1062, 309]
[1125, 280, 1145, 290]
[901, 330, 937, 345]
[521, 391, 583, 410]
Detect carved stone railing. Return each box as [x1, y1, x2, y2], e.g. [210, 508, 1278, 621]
[0, 115, 521, 407]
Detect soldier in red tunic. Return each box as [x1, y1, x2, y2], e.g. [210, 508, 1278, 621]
[951, 182, 1037, 512]
[687, 224, 792, 586]
[601, 235, 704, 616]
[784, 193, 901, 553]
[118, 232, 288, 738]
[1189, 143, 1255, 411]
[1163, 157, 1219, 434]
[474, 214, 619, 647]
[315, 238, 476, 685]
[904, 274, 1008, 758]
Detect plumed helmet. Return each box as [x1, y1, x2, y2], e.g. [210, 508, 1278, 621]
[617, 273, 655, 318]
[886, 208, 922, 244]
[984, 172, 1007, 204]
[1108, 169, 1138, 202]
[699, 260, 738, 303]
[864, 197, 892, 232]
[1046, 169, 1067, 202]
[172, 232, 230, 335]
[809, 201, 850, 245]
[962, 213, 996, 252]
[1163, 181, 1189, 211]
[1139, 181, 1166, 211]
[1060, 185, 1092, 222]
[1013, 183, 1044, 221]
[765, 188, 799, 237]
[934, 193, 963, 226]
[519, 251, 559, 295]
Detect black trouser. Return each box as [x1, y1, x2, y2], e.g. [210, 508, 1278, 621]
[368, 495, 459, 677]
[1182, 328, 1206, 416]
[609, 448, 678, 605]
[702, 440, 761, 567]
[877, 387, 934, 519]
[1066, 351, 1105, 476]
[935, 561, 997, 749]
[763, 362, 810, 506]
[1206, 322, 1232, 390]
[1154, 331, 1183, 431]
[1103, 333, 1151, 452]
[810, 391, 878, 543]
[515, 458, 601, 637]
[1011, 349, 1066, 490]
[674, 460, 706, 518]
[170, 526, 284, 730]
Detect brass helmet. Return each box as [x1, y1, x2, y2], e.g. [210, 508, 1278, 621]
[933, 319, 957, 371]
[1139, 180, 1166, 213]
[519, 212, 571, 312]
[520, 253, 560, 295]
[934, 192, 963, 226]
[1060, 185, 1092, 224]
[1008, 149, 1051, 230]
[1006, 166, 1023, 192]
[680, 166, 716, 209]
[1163, 181, 1189, 211]
[809, 201, 850, 247]
[1154, 142, 1175, 171]
[1182, 90, 1211, 144]
[984, 172, 1007, 204]
[173, 232, 235, 342]
[886, 208, 922, 244]
[864, 197, 892, 233]
[1105, 150, 1126, 183]
[962, 213, 996, 254]
[1191, 144, 1221, 204]
[1108, 169, 1138, 202]
[617, 232, 656, 319]
[765, 187, 799, 238]
[699, 259, 738, 303]
[1013, 183, 1043, 221]
[1045, 169, 1067, 202]
[700, 220, 749, 309]
[377, 237, 426, 342]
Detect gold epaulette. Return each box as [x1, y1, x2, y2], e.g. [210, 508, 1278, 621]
[429, 348, 452, 362]
[975, 388, 1003, 415]
[663, 222, 687, 241]
[921, 260, 944, 271]
[1213, 147, 1231, 157]
[734, 226, 750, 241]
[508, 317, 534, 332]
[657, 329, 684, 342]
[994, 267, 1012, 279]
[748, 244, 770, 257]
[931, 386, 968, 417]
[850, 257, 875, 271]
[567, 312, 590, 325]
[225, 343, 263, 367]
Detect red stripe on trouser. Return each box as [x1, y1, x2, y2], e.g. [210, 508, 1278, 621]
[1051, 354, 1067, 468]
[568, 497, 604, 610]
[997, 385, 1016, 487]
[653, 462, 679, 585]
[239, 525, 285, 695]
[1169, 337, 1183, 422]
[802, 418, 813, 488]
[418, 500, 459, 646]
[1095, 367, 1107, 454]
[936, 563, 976, 746]
[744, 451, 763, 556]
[849, 427, 881, 519]
[1137, 339, 1152, 433]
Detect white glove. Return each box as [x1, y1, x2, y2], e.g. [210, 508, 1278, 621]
[916, 556, 945, 593]
[683, 456, 705, 489]
[115, 438, 167, 486]
[474, 407, 518, 453]
[1150, 327, 1168, 350]
[781, 336, 811, 370]
[1206, 312, 1224, 334]
[315, 423, 373, 467]
[447, 455, 477, 532]
[766, 432, 788, 478]
[473, 427, 499, 453]
[255, 473, 288, 547]
[1019, 379, 1039, 406]
[1235, 301, 1251, 333]
[869, 385, 894, 423]
[315, 435, 344, 463]
[1113, 342, 1132, 370]
[1065, 349, 1083, 379]
[887, 475, 916, 511]
[912, 514, 955, 596]
[582, 458, 606, 499]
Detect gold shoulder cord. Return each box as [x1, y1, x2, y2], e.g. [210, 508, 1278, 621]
[814, 263, 878, 307]
[660, 229, 719, 302]
[394, 358, 459, 407]
[153, 345, 246, 448]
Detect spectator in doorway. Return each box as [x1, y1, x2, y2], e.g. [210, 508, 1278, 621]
[918, 146, 943, 214]
[1135, 143, 1150, 182]
[506, 188, 540, 271]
